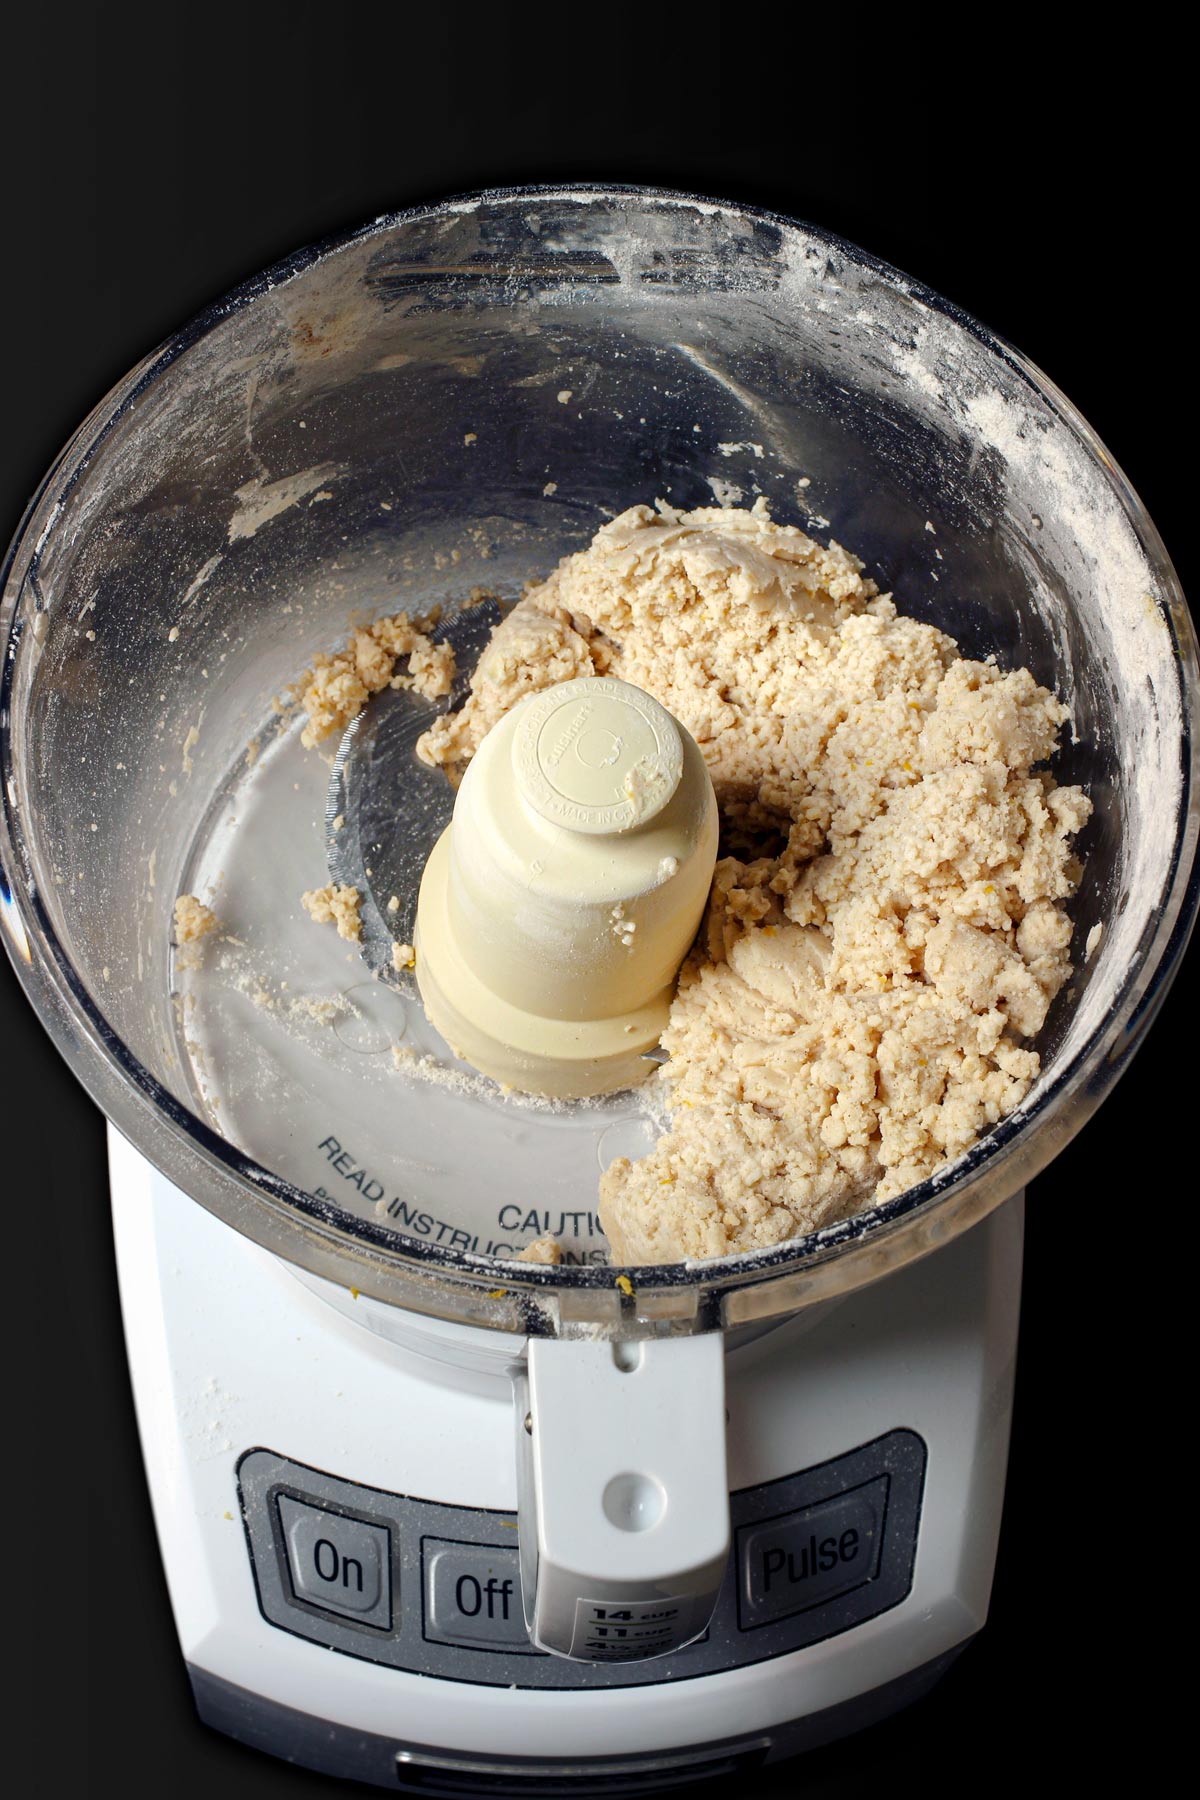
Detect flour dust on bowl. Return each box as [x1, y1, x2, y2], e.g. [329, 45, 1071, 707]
[2, 187, 1196, 1791]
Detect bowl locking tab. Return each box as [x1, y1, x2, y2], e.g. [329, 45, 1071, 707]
[513, 1332, 729, 1662]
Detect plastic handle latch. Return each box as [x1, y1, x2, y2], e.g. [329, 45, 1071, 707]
[513, 1333, 729, 1662]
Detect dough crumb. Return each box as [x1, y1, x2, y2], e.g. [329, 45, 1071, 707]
[302, 883, 363, 941]
[174, 893, 222, 968]
[392, 940, 416, 972]
[290, 992, 350, 1025]
[174, 893, 221, 944]
[297, 610, 456, 749]
[517, 1235, 564, 1265]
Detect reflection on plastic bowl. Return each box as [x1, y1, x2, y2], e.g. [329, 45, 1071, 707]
[596, 1114, 660, 1173]
[332, 983, 401, 1056]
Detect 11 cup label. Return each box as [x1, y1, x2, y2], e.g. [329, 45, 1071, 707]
[568, 1595, 695, 1662]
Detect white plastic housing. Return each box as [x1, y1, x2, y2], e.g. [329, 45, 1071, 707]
[110, 1127, 1022, 1772]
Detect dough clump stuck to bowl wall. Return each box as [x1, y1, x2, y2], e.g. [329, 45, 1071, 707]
[414, 500, 1091, 1264]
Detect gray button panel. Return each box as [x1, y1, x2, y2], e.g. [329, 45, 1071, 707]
[278, 1496, 392, 1628]
[423, 1539, 531, 1649]
[237, 1429, 925, 1690]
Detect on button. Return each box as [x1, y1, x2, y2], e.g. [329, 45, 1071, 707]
[277, 1495, 393, 1629]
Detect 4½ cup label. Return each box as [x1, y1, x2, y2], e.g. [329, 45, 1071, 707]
[568, 1595, 698, 1662]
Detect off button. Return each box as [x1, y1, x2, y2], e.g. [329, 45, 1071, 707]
[423, 1538, 532, 1651]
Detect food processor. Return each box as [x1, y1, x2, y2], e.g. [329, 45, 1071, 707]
[2, 187, 1195, 1793]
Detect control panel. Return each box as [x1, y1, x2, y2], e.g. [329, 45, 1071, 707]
[237, 1430, 925, 1688]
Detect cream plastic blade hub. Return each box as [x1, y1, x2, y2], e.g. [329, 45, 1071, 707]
[415, 676, 718, 1098]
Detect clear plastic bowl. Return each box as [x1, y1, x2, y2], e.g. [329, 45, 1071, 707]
[1, 186, 1196, 1336]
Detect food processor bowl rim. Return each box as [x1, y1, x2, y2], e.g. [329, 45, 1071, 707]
[2, 182, 1198, 1329]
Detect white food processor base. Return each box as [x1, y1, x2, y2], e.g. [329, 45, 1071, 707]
[110, 1123, 1021, 1793]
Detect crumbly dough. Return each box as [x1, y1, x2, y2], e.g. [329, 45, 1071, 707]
[392, 940, 416, 972]
[417, 599, 606, 768]
[420, 500, 1091, 1263]
[173, 893, 221, 943]
[298, 608, 455, 749]
[301, 883, 363, 941]
[516, 1234, 564, 1265]
[173, 892, 222, 971]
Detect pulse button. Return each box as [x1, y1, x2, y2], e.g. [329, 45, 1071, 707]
[277, 1495, 393, 1629]
[736, 1477, 888, 1630]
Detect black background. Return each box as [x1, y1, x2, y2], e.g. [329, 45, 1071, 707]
[3, 13, 1193, 1798]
